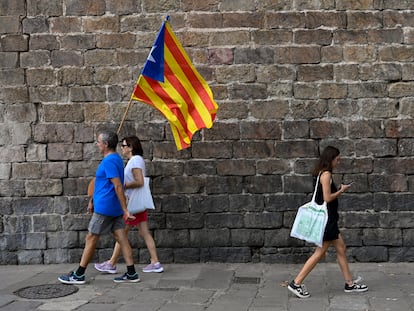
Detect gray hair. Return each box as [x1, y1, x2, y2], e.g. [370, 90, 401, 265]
[99, 131, 118, 150]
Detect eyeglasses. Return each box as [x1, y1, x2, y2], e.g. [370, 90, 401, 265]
[120, 144, 129, 148]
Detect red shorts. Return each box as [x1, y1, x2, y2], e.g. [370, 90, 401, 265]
[125, 210, 148, 226]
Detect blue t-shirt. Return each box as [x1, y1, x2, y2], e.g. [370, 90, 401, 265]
[93, 153, 125, 217]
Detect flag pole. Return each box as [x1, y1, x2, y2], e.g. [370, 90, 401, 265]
[117, 97, 134, 135]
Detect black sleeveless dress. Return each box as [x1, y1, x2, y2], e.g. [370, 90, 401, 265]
[314, 174, 340, 241]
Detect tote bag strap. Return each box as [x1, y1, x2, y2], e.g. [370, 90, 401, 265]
[311, 173, 321, 202]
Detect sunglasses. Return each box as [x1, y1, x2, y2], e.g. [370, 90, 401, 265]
[120, 144, 129, 148]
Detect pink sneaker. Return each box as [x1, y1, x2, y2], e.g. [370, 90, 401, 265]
[142, 262, 164, 273]
[94, 261, 117, 274]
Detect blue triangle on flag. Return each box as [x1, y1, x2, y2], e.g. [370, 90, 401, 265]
[141, 22, 166, 82]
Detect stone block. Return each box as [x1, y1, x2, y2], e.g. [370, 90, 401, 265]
[233, 141, 275, 159]
[27, 68, 56, 86]
[0, 34, 29, 51]
[160, 195, 189, 213]
[205, 176, 243, 194]
[297, 65, 333, 82]
[3, 216, 32, 235]
[340, 212, 380, 228]
[43, 248, 71, 264]
[321, 45, 343, 62]
[70, 86, 107, 102]
[65, 0, 106, 15]
[306, 11, 346, 28]
[0, 69, 24, 87]
[373, 158, 414, 175]
[241, 121, 282, 140]
[12, 162, 42, 179]
[29, 34, 59, 50]
[10, 123, 31, 145]
[83, 16, 119, 33]
[231, 229, 264, 247]
[216, 159, 255, 176]
[0, 164, 11, 180]
[275, 140, 318, 158]
[0, 180, 25, 196]
[190, 195, 228, 213]
[13, 197, 54, 215]
[347, 12, 382, 30]
[18, 250, 43, 264]
[84, 50, 117, 66]
[27, 0, 62, 16]
[25, 179, 62, 196]
[0, 16, 20, 34]
[0, 146, 25, 163]
[44, 103, 84, 122]
[379, 46, 414, 62]
[398, 139, 414, 156]
[191, 142, 233, 159]
[282, 120, 309, 139]
[205, 213, 243, 229]
[389, 82, 414, 97]
[229, 83, 268, 100]
[41, 162, 68, 179]
[403, 229, 414, 246]
[207, 247, 251, 262]
[355, 139, 397, 157]
[0, 251, 18, 264]
[33, 215, 62, 232]
[341, 228, 363, 246]
[29, 86, 68, 102]
[184, 160, 216, 176]
[388, 247, 414, 262]
[62, 178, 89, 195]
[293, 83, 318, 99]
[61, 34, 96, 50]
[51, 50, 83, 67]
[0, 52, 18, 68]
[215, 65, 255, 84]
[319, 83, 347, 99]
[25, 232, 46, 249]
[363, 228, 402, 246]
[266, 194, 308, 213]
[295, 29, 332, 45]
[385, 119, 414, 138]
[22, 16, 49, 33]
[0, 0, 25, 15]
[380, 211, 414, 228]
[173, 248, 201, 263]
[34, 124, 74, 143]
[190, 228, 230, 247]
[166, 213, 204, 229]
[275, 46, 320, 64]
[155, 229, 189, 247]
[351, 246, 388, 262]
[62, 215, 90, 231]
[26, 144, 47, 162]
[336, 0, 373, 9]
[244, 212, 283, 229]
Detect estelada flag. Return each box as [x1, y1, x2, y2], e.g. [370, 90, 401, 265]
[131, 16, 218, 150]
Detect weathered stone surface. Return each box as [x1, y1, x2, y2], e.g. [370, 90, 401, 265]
[0, 2, 413, 265]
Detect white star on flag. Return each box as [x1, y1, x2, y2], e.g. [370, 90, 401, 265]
[147, 45, 157, 63]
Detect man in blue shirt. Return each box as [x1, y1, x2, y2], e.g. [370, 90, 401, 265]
[58, 131, 139, 284]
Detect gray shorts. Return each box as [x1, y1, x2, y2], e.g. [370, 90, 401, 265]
[88, 213, 125, 235]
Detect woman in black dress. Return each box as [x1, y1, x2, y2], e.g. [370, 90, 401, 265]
[288, 146, 368, 298]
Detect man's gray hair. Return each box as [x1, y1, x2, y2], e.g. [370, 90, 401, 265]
[100, 131, 118, 150]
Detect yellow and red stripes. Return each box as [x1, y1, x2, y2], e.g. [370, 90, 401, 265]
[132, 21, 218, 150]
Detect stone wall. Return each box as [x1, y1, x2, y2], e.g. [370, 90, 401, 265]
[0, 0, 413, 265]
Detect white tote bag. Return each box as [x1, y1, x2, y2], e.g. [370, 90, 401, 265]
[127, 177, 155, 214]
[290, 174, 328, 247]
